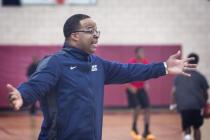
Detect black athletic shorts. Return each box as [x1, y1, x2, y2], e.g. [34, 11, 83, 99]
[126, 88, 150, 108]
[180, 109, 204, 130]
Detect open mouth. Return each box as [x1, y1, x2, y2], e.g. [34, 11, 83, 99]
[91, 44, 97, 50]
[91, 40, 98, 48]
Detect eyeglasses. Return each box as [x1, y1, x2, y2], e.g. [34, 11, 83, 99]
[73, 28, 100, 37]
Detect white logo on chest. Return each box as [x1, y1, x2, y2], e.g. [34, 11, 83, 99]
[70, 66, 77, 70]
[91, 65, 97, 71]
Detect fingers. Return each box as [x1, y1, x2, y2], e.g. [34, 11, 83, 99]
[6, 84, 22, 111]
[183, 67, 197, 71]
[7, 84, 18, 101]
[170, 50, 181, 59]
[9, 101, 17, 110]
[183, 63, 197, 71]
[14, 104, 21, 111]
[9, 102, 21, 111]
[9, 94, 18, 102]
[9, 96, 21, 111]
[6, 84, 17, 92]
[8, 93, 18, 110]
[184, 63, 197, 68]
[183, 63, 197, 72]
[181, 71, 191, 77]
[184, 57, 195, 63]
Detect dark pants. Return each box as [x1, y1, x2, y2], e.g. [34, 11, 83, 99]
[126, 88, 150, 109]
[180, 109, 203, 130]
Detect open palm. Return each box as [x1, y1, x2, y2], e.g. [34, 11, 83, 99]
[166, 51, 197, 77]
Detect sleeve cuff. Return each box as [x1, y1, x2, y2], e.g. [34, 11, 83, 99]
[18, 85, 33, 107]
[163, 62, 169, 75]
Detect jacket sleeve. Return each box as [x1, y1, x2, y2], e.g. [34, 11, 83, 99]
[102, 59, 166, 84]
[18, 56, 61, 106]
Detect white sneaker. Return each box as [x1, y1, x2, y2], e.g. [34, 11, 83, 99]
[183, 134, 192, 140]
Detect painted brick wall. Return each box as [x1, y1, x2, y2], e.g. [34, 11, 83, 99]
[0, 0, 210, 85]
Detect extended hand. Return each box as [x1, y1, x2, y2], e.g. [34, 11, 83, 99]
[166, 50, 197, 76]
[7, 84, 23, 111]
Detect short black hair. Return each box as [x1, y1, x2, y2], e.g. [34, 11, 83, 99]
[188, 53, 199, 64]
[63, 14, 90, 38]
[134, 47, 143, 54]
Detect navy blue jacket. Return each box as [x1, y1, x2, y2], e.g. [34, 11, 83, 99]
[18, 43, 166, 140]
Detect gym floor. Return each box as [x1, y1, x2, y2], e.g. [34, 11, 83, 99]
[0, 110, 209, 140]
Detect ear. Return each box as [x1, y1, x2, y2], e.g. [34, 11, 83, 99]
[71, 33, 79, 41]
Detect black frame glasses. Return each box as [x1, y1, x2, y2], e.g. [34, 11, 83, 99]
[73, 28, 100, 37]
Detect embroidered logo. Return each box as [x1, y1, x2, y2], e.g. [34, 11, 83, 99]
[91, 65, 97, 72]
[70, 66, 77, 70]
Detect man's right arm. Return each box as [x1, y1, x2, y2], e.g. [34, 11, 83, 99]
[7, 56, 61, 109]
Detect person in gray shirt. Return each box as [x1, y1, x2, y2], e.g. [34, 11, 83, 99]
[172, 53, 209, 140]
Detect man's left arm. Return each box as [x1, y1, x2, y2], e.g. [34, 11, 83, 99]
[103, 50, 196, 84]
[103, 61, 166, 84]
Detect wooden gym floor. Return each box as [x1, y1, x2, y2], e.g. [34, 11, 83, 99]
[0, 110, 209, 140]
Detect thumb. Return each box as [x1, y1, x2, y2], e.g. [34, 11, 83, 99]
[6, 84, 16, 92]
[170, 50, 181, 59]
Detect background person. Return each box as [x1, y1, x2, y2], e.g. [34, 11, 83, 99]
[172, 53, 209, 140]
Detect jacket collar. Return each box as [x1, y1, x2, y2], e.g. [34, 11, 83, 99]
[62, 42, 90, 61]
